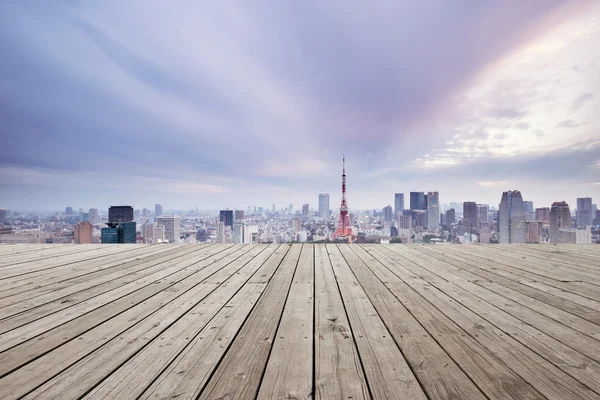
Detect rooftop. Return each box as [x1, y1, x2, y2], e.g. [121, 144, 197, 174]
[1, 243, 600, 399]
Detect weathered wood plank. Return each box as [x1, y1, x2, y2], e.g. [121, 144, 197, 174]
[257, 244, 314, 400]
[198, 244, 300, 400]
[138, 245, 288, 400]
[81, 245, 278, 400]
[313, 244, 369, 400]
[377, 245, 600, 400]
[346, 244, 487, 400]
[328, 244, 427, 400]
[3, 246, 258, 399]
[360, 245, 544, 400]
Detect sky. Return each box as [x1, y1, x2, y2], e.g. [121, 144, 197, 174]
[1, 1, 599, 212]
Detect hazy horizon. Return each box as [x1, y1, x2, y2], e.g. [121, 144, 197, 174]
[2, 1, 599, 211]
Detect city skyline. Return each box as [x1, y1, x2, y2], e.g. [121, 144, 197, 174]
[1, 2, 599, 210]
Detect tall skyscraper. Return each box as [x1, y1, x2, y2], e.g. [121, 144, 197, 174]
[302, 204, 309, 218]
[383, 205, 393, 223]
[108, 206, 133, 224]
[523, 201, 534, 221]
[410, 192, 426, 210]
[88, 208, 98, 225]
[155, 204, 163, 220]
[594, 209, 600, 226]
[445, 208, 456, 225]
[477, 204, 489, 225]
[463, 202, 478, 231]
[65, 206, 73, 215]
[498, 190, 526, 244]
[234, 210, 245, 222]
[550, 201, 571, 244]
[319, 194, 330, 218]
[288, 204, 293, 214]
[74, 221, 93, 244]
[216, 221, 226, 244]
[397, 211, 412, 244]
[576, 198, 593, 227]
[219, 210, 234, 229]
[427, 192, 440, 229]
[0, 209, 6, 224]
[535, 207, 550, 223]
[157, 216, 181, 243]
[394, 193, 405, 216]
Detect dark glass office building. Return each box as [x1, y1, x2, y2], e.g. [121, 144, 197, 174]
[410, 192, 426, 210]
[220, 210, 234, 229]
[108, 206, 134, 224]
[101, 221, 136, 244]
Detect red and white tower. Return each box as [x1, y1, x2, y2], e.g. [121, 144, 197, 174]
[333, 156, 354, 242]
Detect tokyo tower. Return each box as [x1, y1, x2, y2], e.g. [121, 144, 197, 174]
[333, 156, 354, 242]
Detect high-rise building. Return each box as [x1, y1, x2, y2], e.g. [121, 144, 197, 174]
[479, 227, 491, 244]
[258, 207, 263, 214]
[383, 205, 393, 223]
[397, 211, 412, 244]
[477, 204, 489, 225]
[576, 198, 593, 227]
[157, 216, 181, 243]
[302, 204, 309, 218]
[233, 221, 257, 244]
[319, 194, 330, 218]
[65, 206, 73, 215]
[101, 221, 136, 244]
[410, 192, 426, 210]
[550, 201, 571, 244]
[142, 208, 150, 218]
[74, 221, 93, 244]
[293, 218, 302, 233]
[88, 208, 98, 225]
[216, 222, 226, 244]
[394, 193, 405, 217]
[220, 210, 234, 229]
[108, 206, 134, 224]
[234, 210, 245, 222]
[498, 190, 526, 243]
[272, 204, 276, 212]
[0, 208, 5, 224]
[155, 204, 163, 220]
[594, 209, 600, 226]
[463, 202, 478, 231]
[427, 192, 440, 229]
[526, 221, 542, 243]
[535, 207, 550, 224]
[523, 201, 534, 221]
[288, 204, 293, 214]
[445, 208, 456, 225]
[134, 209, 141, 219]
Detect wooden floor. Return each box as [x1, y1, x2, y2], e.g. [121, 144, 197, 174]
[0, 243, 600, 399]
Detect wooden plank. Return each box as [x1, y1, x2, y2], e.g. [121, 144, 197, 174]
[138, 245, 289, 400]
[0, 245, 197, 311]
[419, 245, 600, 313]
[375, 245, 600, 400]
[345, 244, 487, 400]
[313, 244, 369, 400]
[0, 244, 181, 301]
[442, 245, 600, 300]
[1, 245, 258, 399]
[327, 244, 427, 400]
[257, 244, 314, 399]
[359, 245, 544, 400]
[198, 244, 300, 400]
[0, 245, 209, 328]
[0, 245, 236, 360]
[68, 245, 276, 400]
[412, 245, 600, 332]
[388, 245, 600, 395]
[0, 245, 120, 270]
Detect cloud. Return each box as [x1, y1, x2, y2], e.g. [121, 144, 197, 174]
[478, 180, 509, 187]
[514, 122, 530, 130]
[556, 119, 582, 128]
[572, 92, 595, 112]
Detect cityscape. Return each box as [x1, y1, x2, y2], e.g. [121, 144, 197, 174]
[1, 158, 598, 245]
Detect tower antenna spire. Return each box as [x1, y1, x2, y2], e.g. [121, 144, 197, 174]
[333, 155, 354, 242]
